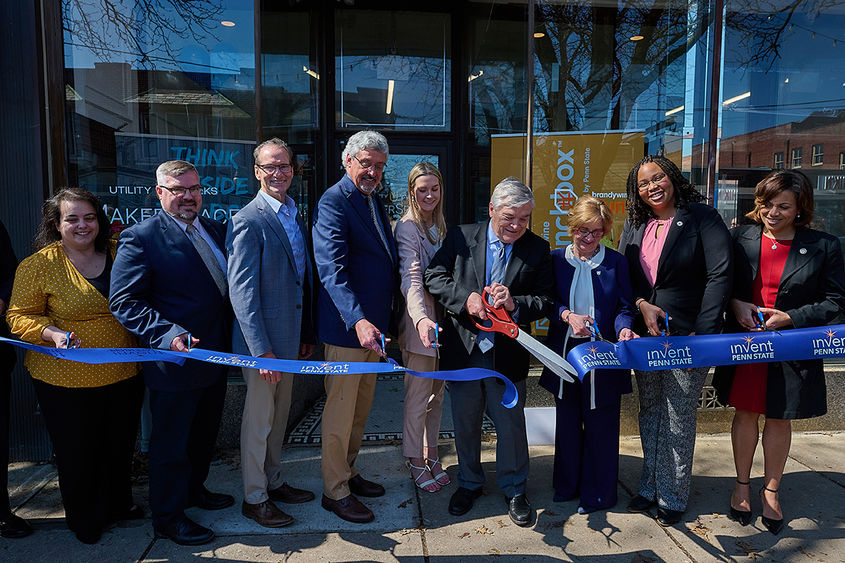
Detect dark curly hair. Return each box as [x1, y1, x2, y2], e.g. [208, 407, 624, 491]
[34, 188, 110, 252]
[625, 155, 704, 229]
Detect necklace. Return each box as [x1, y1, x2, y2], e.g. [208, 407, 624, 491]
[762, 232, 778, 250]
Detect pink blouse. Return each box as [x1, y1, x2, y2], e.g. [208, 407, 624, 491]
[639, 217, 674, 286]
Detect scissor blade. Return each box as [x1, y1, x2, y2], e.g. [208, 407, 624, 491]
[514, 331, 575, 383]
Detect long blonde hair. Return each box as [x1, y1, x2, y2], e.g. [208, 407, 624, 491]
[402, 162, 446, 245]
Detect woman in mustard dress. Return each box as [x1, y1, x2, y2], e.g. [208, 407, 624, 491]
[7, 188, 143, 544]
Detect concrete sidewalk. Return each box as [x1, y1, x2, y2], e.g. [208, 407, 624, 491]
[2, 431, 845, 562]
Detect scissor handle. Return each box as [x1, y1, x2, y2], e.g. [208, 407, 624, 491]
[473, 289, 519, 338]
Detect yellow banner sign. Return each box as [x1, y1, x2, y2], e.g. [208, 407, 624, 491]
[491, 131, 644, 251]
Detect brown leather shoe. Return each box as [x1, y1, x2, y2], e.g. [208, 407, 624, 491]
[348, 474, 385, 498]
[321, 494, 374, 523]
[268, 482, 315, 504]
[241, 500, 294, 528]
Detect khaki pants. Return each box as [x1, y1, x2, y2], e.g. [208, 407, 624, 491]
[321, 345, 378, 500]
[240, 367, 293, 504]
[401, 351, 444, 458]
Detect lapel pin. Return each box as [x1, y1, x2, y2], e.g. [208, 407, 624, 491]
[676, 220, 683, 227]
[799, 248, 807, 254]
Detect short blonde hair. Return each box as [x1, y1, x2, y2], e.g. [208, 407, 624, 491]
[567, 196, 612, 233]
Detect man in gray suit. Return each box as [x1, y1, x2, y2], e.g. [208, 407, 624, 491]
[226, 138, 316, 527]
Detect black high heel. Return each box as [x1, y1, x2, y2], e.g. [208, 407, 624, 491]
[760, 486, 784, 535]
[729, 479, 753, 526]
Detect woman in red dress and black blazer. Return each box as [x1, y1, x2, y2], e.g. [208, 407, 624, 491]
[713, 169, 845, 535]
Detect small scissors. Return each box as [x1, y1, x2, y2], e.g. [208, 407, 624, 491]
[756, 307, 781, 335]
[584, 320, 610, 343]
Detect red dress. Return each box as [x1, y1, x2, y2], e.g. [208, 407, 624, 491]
[728, 237, 791, 414]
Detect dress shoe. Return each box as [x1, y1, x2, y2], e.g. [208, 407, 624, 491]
[0, 514, 33, 539]
[729, 506, 753, 526]
[189, 487, 235, 510]
[321, 494, 374, 523]
[627, 495, 656, 513]
[349, 474, 385, 498]
[729, 479, 753, 526]
[241, 500, 293, 528]
[760, 486, 784, 535]
[448, 487, 482, 516]
[656, 507, 684, 527]
[507, 494, 533, 527]
[154, 517, 215, 546]
[268, 482, 315, 504]
[74, 528, 102, 544]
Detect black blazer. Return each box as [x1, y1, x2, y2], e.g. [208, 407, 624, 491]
[424, 223, 553, 383]
[712, 224, 845, 419]
[618, 202, 732, 336]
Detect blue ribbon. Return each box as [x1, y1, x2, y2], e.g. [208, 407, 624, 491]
[0, 336, 518, 408]
[566, 324, 845, 380]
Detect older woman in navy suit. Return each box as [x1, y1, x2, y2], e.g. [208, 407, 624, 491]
[539, 197, 637, 514]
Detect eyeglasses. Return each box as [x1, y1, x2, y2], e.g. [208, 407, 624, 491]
[352, 155, 387, 172]
[256, 163, 293, 175]
[573, 227, 604, 240]
[637, 172, 667, 191]
[159, 184, 203, 197]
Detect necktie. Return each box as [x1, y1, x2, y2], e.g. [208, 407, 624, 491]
[478, 240, 506, 353]
[367, 194, 392, 260]
[185, 223, 228, 296]
[489, 241, 506, 288]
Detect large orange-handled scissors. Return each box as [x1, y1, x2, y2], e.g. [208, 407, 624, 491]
[474, 289, 575, 383]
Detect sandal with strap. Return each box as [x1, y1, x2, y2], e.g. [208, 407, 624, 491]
[407, 460, 440, 493]
[426, 457, 450, 486]
[729, 479, 752, 526]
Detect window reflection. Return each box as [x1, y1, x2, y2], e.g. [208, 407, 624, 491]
[335, 10, 451, 130]
[63, 0, 257, 229]
[717, 0, 845, 241]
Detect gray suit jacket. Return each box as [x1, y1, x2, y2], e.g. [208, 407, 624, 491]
[226, 192, 315, 360]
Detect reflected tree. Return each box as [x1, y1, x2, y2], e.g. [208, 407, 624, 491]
[62, 0, 224, 67]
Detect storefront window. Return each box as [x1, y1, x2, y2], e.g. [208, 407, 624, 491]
[63, 0, 257, 229]
[261, 9, 318, 145]
[717, 0, 845, 240]
[334, 10, 451, 131]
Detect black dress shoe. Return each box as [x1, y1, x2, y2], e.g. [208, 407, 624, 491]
[349, 474, 385, 498]
[268, 482, 315, 504]
[656, 507, 684, 527]
[154, 517, 215, 546]
[321, 494, 374, 523]
[729, 506, 753, 526]
[0, 514, 33, 539]
[190, 488, 235, 510]
[760, 486, 784, 535]
[74, 528, 102, 544]
[627, 495, 656, 513]
[448, 487, 482, 516]
[507, 494, 533, 527]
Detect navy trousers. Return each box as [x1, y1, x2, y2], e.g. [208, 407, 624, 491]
[552, 379, 622, 512]
[148, 377, 227, 528]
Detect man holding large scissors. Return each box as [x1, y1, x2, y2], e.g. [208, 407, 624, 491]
[425, 177, 553, 527]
